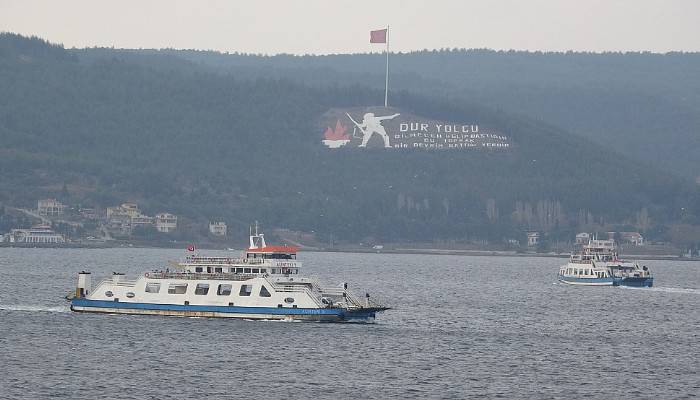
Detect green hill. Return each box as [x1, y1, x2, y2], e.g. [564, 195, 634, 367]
[136, 47, 700, 180]
[1, 33, 698, 243]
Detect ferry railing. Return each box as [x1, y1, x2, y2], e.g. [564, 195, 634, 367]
[262, 277, 324, 308]
[145, 272, 259, 281]
[301, 276, 384, 309]
[93, 278, 138, 289]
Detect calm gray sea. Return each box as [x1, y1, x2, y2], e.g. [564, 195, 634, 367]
[0, 248, 698, 399]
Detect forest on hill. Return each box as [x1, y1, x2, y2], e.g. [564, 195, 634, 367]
[134, 47, 700, 181]
[1, 33, 699, 245]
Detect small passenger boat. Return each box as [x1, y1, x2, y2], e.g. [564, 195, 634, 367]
[70, 226, 389, 321]
[558, 239, 653, 287]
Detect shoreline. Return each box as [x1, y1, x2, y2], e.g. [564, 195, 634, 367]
[2, 242, 698, 261]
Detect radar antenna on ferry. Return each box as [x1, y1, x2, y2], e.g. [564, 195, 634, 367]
[249, 221, 266, 249]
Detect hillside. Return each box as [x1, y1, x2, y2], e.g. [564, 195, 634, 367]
[1, 34, 699, 244]
[130, 47, 700, 180]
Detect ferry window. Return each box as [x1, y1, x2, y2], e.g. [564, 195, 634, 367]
[145, 283, 161, 293]
[252, 268, 260, 273]
[261, 269, 267, 273]
[272, 269, 278, 274]
[195, 267, 203, 273]
[214, 267, 222, 273]
[244, 268, 252, 273]
[239, 285, 252, 296]
[168, 284, 188, 294]
[195, 284, 210, 295]
[236, 267, 244, 273]
[217, 284, 232, 296]
[229, 268, 235, 273]
[259, 285, 272, 297]
[105, 291, 114, 297]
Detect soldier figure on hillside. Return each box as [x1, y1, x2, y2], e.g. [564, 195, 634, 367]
[347, 112, 400, 148]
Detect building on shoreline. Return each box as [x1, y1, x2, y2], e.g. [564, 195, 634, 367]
[5, 224, 66, 244]
[105, 203, 177, 235]
[575, 232, 590, 245]
[209, 221, 227, 236]
[37, 199, 65, 216]
[107, 203, 140, 219]
[155, 213, 177, 233]
[527, 231, 540, 247]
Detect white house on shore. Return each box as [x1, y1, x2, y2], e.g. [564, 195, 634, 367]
[575, 232, 591, 245]
[527, 232, 540, 247]
[155, 213, 177, 233]
[37, 199, 65, 216]
[209, 221, 227, 236]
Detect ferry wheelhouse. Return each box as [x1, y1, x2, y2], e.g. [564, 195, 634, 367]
[558, 239, 653, 287]
[70, 228, 389, 322]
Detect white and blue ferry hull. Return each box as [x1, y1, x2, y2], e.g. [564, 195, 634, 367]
[558, 275, 615, 286]
[558, 275, 653, 287]
[70, 298, 383, 322]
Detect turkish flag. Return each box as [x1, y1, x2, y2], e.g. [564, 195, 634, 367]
[370, 29, 387, 43]
[187, 245, 195, 252]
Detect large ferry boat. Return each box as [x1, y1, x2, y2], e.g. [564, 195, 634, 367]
[558, 239, 653, 287]
[70, 227, 389, 321]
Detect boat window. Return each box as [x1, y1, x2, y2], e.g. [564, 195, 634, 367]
[145, 283, 161, 293]
[214, 267, 222, 273]
[259, 285, 272, 297]
[195, 284, 210, 295]
[244, 268, 251, 273]
[236, 267, 244, 273]
[261, 269, 267, 273]
[252, 268, 260, 273]
[272, 268, 278, 274]
[284, 297, 295, 303]
[105, 291, 113, 297]
[217, 284, 232, 296]
[195, 267, 203, 273]
[239, 285, 252, 296]
[168, 284, 188, 294]
[229, 268, 235, 273]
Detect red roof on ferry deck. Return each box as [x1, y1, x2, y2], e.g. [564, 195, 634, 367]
[246, 246, 298, 253]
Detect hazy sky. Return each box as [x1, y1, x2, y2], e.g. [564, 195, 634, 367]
[1, 0, 699, 54]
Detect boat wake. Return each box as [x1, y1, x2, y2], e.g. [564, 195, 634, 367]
[619, 286, 700, 295]
[0, 304, 71, 313]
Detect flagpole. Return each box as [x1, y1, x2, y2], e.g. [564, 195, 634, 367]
[384, 25, 389, 108]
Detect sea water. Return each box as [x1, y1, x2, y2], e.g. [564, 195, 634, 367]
[0, 248, 698, 399]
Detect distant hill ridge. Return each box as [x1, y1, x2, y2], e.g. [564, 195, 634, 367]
[127, 46, 700, 180]
[0, 33, 698, 243]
